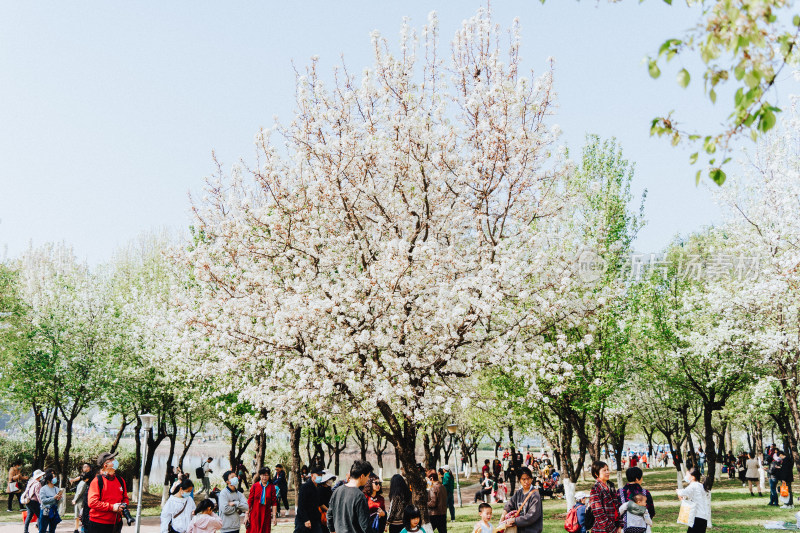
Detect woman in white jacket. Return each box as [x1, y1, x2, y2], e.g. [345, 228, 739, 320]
[676, 468, 711, 533]
[161, 480, 197, 533]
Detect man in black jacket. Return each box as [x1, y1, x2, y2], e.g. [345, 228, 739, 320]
[295, 469, 322, 533]
[779, 451, 794, 508]
[275, 464, 290, 517]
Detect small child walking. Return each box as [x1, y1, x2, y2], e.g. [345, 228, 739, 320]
[618, 493, 652, 533]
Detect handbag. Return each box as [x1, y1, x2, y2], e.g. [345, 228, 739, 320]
[168, 500, 189, 533]
[677, 500, 694, 527]
[496, 488, 537, 533]
[7, 482, 18, 493]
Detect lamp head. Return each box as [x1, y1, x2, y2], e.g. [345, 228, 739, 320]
[139, 413, 157, 430]
[446, 424, 458, 435]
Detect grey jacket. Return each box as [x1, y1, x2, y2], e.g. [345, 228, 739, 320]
[39, 484, 61, 513]
[503, 488, 542, 533]
[217, 487, 248, 532]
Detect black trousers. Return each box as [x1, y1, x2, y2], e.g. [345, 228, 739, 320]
[687, 517, 707, 533]
[430, 514, 447, 533]
[87, 520, 122, 533]
[7, 490, 21, 510]
[277, 487, 290, 511]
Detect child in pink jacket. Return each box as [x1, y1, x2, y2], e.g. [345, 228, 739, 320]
[187, 500, 223, 533]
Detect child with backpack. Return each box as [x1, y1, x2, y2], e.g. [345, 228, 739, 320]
[564, 491, 587, 533]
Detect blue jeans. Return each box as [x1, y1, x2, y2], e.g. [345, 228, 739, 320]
[770, 479, 779, 505]
[38, 509, 59, 533]
[24, 501, 40, 533]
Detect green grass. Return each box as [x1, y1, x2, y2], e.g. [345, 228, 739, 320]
[1, 469, 791, 531]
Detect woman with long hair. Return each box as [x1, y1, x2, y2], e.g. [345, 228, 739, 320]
[387, 475, 411, 533]
[364, 475, 386, 533]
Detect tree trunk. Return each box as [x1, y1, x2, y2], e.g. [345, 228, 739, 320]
[701, 402, 718, 489]
[394, 429, 428, 523]
[228, 425, 242, 468]
[354, 430, 369, 462]
[163, 417, 177, 489]
[423, 433, 435, 470]
[235, 436, 255, 467]
[53, 418, 62, 476]
[110, 415, 129, 454]
[290, 423, 303, 496]
[680, 406, 697, 470]
[178, 426, 201, 470]
[61, 416, 76, 486]
[372, 433, 388, 469]
[254, 430, 267, 471]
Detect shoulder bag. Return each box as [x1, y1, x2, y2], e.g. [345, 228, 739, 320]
[168, 500, 189, 533]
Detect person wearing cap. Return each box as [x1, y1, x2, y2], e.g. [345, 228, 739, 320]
[571, 491, 588, 533]
[217, 470, 248, 533]
[295, 468, 322, 533]
[87, 451, 129, 533]
[22, 469, 46, 533]
[247, 467, 277, 533]
[440, 467, 455, 522]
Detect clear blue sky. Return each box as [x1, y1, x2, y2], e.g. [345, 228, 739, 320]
[1, 1, 793, 264]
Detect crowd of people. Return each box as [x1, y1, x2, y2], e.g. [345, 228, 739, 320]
[10, 443, 791, 533]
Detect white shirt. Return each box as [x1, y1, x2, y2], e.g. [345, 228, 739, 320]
[161, 495, 196, 533]
[475, 521, 493, 533]
[677, 481, 711, 526]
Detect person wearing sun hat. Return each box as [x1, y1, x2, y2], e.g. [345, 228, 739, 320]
[572, 491, 588, 533]
[22, 469, 46, 533]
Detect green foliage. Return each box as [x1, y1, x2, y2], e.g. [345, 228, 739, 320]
[645, 0, 799, 182]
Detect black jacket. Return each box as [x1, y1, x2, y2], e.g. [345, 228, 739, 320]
[276, 470, 289, 491]
[780, 458, 795, 483]
[295, 480, 321, 530]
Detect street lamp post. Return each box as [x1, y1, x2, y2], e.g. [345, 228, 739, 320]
[136, 414, 157, 533]
[446, 424, 462, 507]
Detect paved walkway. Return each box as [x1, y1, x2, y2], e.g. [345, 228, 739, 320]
[0, 512, 297, 533]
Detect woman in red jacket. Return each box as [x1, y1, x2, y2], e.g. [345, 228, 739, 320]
[588, 462, 623, 533]
[364, 475, 386, 533]
[247, 468, 277, 533]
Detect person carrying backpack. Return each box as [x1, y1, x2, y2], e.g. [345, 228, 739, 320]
[564, 492, 587, 533]
[197, 458, 213, 496]
[87, 452, 129, 533]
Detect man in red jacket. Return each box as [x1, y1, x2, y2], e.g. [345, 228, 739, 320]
[87, 451, 129, 533]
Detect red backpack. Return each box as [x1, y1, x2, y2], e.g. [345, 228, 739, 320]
[564, 506, 580, 533]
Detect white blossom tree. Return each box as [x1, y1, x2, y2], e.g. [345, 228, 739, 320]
[178, 9, 582, 515]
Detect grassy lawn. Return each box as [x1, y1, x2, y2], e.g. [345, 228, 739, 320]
[1, 468, 791, 531]
[445, 468, 795, 533]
